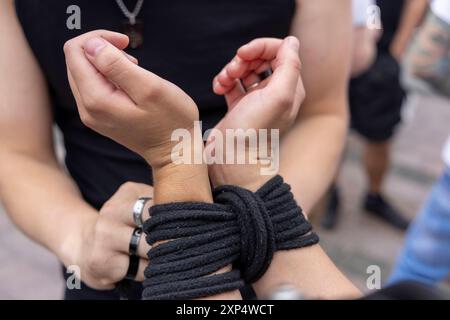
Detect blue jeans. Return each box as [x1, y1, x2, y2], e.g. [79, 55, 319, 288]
[388, 168, 450, 285]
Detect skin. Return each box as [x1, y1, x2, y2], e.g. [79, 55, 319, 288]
[0, 0, 359, 298]
[68, 34, 360, 299]
[277, 0, 353, 214]
[210, 37, 305, 190]
[390, 0, 429, 61]
[364, 142, 391, 194]
[0, 2, 155, 292]
[212, 37, 360, 300]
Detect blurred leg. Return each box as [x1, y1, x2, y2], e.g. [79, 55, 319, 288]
[363, 140, 409, 230]
[363, 141, 390, 194]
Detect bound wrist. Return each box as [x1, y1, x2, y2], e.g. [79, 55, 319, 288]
[153, 161, 212, 204]
[206, 130, 278, 191]
[209, 162, 273, 192]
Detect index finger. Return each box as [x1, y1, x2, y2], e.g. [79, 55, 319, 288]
[64, 31, 135, 110]
[237, 38, 283, 61]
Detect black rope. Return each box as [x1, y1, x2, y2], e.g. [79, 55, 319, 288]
[256, 175, 319, 250]
[213, 185, 276, 283]
[142, 175, 319, 300]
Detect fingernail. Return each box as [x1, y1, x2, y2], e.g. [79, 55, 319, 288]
[84, 37, 107, 57]
[286, 36, 299, 51]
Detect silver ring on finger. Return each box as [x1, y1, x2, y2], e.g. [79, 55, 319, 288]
[128, 227, 142, 256]
[133, 197, 152, 228]
[245, 81, 261, 92]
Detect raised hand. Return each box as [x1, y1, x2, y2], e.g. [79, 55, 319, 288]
[64, 30, 199, 169]
[213, 36, 305, 132]
[209, 37, 305, 190]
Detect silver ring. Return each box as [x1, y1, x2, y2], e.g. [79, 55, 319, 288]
[132, 197, 152, 228]
[128, 227, 142, 256]
[246, 81, 260, 91]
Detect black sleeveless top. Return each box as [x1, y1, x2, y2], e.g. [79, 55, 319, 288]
[15, 0, 295, 299]
[15, 0, 295, 210]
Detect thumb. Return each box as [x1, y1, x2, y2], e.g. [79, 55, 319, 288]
[266, 36, 301, 101]
[84, 37, 158, 103]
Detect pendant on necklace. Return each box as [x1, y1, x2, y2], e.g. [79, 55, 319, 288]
[122, 19, 144, 49]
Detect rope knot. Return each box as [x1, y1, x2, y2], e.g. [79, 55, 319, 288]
[214, 185, 276, 283]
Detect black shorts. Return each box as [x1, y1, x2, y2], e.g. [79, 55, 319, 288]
[349, 52, 405, 142]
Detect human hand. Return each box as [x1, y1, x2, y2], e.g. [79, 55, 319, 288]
[69, 182, 153, 290]
[64, 30, 199, 169]
[209, 37, 305, 190]
[213, 37, 304, 132]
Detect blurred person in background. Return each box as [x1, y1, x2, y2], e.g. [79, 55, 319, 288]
[350, 0, 379, 78]
[322, 0, 429, 230]
[0, 0, 352, 299]
[389, 0, 450, 285]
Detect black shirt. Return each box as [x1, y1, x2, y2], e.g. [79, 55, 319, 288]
[14, 0, 295, 299]
[15, 0, 295, 209]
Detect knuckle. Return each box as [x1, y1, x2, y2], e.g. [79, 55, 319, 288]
[290, 56, 302, 73]
[93, 219, 110, 243]
[63, 40, 74, 55]
[98, 277, 113, 287]
[273, 92, 293, 107]
[99, 201, 113, 217]
[143, 81, 162, 101]
[79, 111, 95, 128]
[81, 91, 108, 112]
[100, 53, 128, 79]
[119, 181, 137, 193]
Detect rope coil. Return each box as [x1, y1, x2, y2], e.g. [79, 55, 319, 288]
[142, 175, 319, 300]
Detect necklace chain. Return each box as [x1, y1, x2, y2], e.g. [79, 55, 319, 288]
[115, 0, 144, 25]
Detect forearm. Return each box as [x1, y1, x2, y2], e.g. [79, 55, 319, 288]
[286, 0, 351, 213]
[218, 161, 360, 299]
[0, 151, 97, 267]
[253, 245, 360, 299]
[391, 0, 429, 60]
[279, 105, 348, 213]
[150, 134, 241, 300]
[212, 145, 359, 299]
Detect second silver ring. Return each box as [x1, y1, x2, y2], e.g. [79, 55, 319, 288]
[132, 197, 152, 228]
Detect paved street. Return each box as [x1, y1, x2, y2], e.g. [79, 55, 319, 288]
[0, 93, 449, 299]
[319, 93, 450, 292]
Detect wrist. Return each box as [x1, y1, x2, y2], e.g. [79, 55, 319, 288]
[142, 123, 204, 171]
[153, 161, 212, 204]
[149, 123, 213, 204]
[209, 163, 273, 192]
[206, 129, 278, 191]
